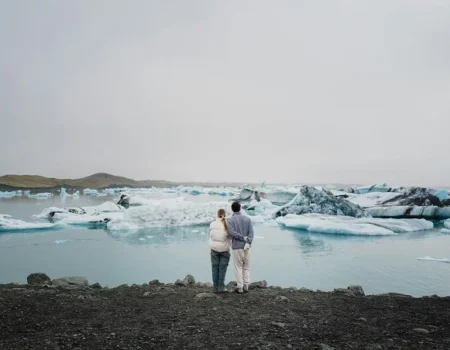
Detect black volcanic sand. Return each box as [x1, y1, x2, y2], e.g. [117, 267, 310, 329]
[1, 283, 450, 349]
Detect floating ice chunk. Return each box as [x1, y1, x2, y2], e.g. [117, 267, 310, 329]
[433, 189, 449, 201]
[347, 192, 403, 208]
[0, 215, 60, 232]
[367, 206, 450, 219]
[83, 188, 99, 196]
[274, 186, 367, 218]
[34, 201, 124, 221]
[357, 184, 391, 194]
[28, 192, 52, 199]
[0, 191, 18, 198]
[444, 219, 450, 229]
[59, 212, 123, 227]
[440, 228, 450, 233]
[276, 214, 432, 236]
[107, 199, 231, 231]
[54, 240, 71, 244]
[248, 215, 265, 223]
[417, 256, 450, 263]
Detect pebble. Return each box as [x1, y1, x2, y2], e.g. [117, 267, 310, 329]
[195, 293, 217, 299]
[358, 317, 368, 322]
[275, 296, 289, 302]
[271, 322, 286, 329]
[320, 344, 334, 350]
[413, 328, 430, 334]
[143, 292, 151, 297]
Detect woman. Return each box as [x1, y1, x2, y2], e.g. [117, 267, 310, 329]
[209, 209, 231, 293]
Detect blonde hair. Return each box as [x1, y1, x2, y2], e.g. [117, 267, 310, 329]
[217, 209, 229, 232]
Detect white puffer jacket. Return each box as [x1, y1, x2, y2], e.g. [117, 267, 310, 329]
[209, 218, 231, 252]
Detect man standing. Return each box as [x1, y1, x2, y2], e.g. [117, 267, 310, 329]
[227, 201, 254, 294]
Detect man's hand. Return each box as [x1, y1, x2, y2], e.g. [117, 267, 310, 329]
[244, 243, 250, 250]
[244, 236, 248, 242]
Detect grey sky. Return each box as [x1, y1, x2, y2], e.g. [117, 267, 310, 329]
[1, 1, 450, 186]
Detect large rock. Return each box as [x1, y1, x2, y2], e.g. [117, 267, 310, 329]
[226, 281, 237, 289]
[183, 274, 196, 286]
[333, 288, 355, 296]
[249, 281, 268, 289]
[27, 273, 51, 285]
[348, 285, 365, 296]
[274, 186, 367, 218]
[52, 277, 89, 289]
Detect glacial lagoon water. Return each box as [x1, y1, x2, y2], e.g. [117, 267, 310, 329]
[1, 194, 450, 297]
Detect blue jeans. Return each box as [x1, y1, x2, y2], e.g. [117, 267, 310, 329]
[211, 249, 230, 291]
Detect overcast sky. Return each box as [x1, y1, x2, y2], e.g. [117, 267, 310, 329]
[1, 1, 449, 186]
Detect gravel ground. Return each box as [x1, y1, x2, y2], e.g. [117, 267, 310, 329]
[1, 281, 450, 349]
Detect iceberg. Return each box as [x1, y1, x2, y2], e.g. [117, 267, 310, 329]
[433, 189, 449, 201]
[357, 183, 392, 194]
[107, 199, 231, 231]
[28, 192, 52, 199]
[83, 188, 99, 196]
[347, 192, 404, 208]
[34, 201, 124, 221]
[0, 191, 19, 198]
[417, 256, 450, 263]
[345, 187, 450, 219]
[366, 206, 450, 220]
[274, 186, 367, 218]
[0, 214, 60, 232]
[230, 185, 298, 206]
[276, 214, 433, 236]
[444, 219, 450, 229]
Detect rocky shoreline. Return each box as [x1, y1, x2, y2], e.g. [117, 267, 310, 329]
[1, 274, 450, 349]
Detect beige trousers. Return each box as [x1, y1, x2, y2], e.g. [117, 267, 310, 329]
[232, 248, 250, 288]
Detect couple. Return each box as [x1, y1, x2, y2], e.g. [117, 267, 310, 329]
[209, 201, 254, 294]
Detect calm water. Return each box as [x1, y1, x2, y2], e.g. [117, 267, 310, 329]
[1, 195, 449, 297]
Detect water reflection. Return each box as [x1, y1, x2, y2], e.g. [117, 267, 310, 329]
[107, 225, 209, 246]
[282, 227, 329, 255]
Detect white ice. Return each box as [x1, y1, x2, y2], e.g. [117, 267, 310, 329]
[0, 191, 20, 198]
[440, 228, 450, 233]
[107, 199, 231, 231]
[83, 188, 100, 196]
[417, 256, 450, 263]
[444, 219, 450, 229]
[0, 215, 60, 232]
[347, 192, 402, 208]
[34, 201, 124, 222]
[357, 183, 391, 194]
[276, 214, 433, 236]
[367, 206, 450, 219]
[28, 192, 52, 199]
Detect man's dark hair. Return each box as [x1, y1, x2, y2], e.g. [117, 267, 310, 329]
[231, 201, 241, 213]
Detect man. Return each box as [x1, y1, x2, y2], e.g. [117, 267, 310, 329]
[227, 201, 254, 294]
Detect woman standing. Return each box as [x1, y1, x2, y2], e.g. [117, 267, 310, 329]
[209, 209, 231, 292]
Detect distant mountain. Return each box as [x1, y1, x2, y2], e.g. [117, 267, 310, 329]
[0, 173, 176, 190]
[0, 173, 249, 191]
